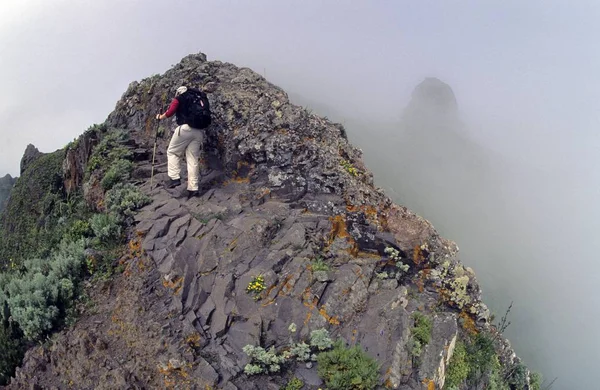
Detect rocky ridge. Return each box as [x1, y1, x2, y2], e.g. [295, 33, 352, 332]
[6, 53, 530, 389]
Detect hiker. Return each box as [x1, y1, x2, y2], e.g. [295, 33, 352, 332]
[156, 86, 211, 198]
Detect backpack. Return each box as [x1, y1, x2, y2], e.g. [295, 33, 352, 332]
[176, 88, 212, 129]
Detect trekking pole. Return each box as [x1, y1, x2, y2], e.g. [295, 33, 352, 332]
[150, 98, 166, 189]
[150, 120, 159, 189]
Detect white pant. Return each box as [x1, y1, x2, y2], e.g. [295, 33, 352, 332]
[167, 124, 204, 191]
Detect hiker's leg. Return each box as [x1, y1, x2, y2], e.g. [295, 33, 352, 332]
[167, 126, 188, 180]
[185, 126, 204, 191]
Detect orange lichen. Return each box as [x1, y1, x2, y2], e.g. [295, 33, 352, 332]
[422, 378, 436, 390]
[416, 277, 425, 293]
[223, 176, 250, 185]
[329, 215, 350, 241]
[186, 333, 202, 347]
[326, 215, 359, 257]
[459, 311, 479, 336]
[413, 245, 427, 265]
[261, 273, 295, 307]
[383, 367, 394, 389]
[318, 306, 341, 325]
[163, 276, 184, 295]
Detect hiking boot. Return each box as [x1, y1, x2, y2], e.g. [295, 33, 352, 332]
[166, 178, 181, 188]
[186, 190, 199, 199]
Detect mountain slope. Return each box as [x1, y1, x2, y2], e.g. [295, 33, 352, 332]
[0, 175, 16, 214]
[3, 53, 536, 390]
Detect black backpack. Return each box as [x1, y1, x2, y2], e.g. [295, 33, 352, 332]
[176, 88, 212, 129]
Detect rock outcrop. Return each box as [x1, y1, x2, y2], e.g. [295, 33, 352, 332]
[5, 53, 532, 390]
[19, 144, 43, 175]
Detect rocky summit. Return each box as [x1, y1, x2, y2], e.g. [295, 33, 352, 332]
[2, 53, 536, 390]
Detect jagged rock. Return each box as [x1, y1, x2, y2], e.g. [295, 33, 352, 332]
[404, 77, 458, 117]
[19, 144, 43, 175]
[63, 128, 100, 195]
[417, 314, 458, 389]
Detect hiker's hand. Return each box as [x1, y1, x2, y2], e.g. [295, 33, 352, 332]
[156, 114, 163, 120]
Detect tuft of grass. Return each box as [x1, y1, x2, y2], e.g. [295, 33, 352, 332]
[311, 256, 330, 272]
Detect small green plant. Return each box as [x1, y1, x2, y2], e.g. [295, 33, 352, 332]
[89, 213, 122, 242]
[288, 342, 312, 362]
[101, 159, 133, 190]
[284, 377, 304, 390]
[66, 220, 92, 242]
[242, 344, 285, 375]
[529, 372, 542, 390]
[383, 247, 410, 279]
[384, 246, 401, 261]
[505, 362, 528, 390]
[86, 256, 96, 275]
[246, 275, 266, 299]
[340, 160, 359, 176]
[317, 340, 379, 390]
[408, 312, 432, 360]
[311, 256, 330, 272]
[445, 341, 469, 388]
[86, 130, 130, 175]
[310, 328, 333, 351]
[104, 183, 151, 217]
[411, 312, 432, 345]
[409, 337, 423, 358]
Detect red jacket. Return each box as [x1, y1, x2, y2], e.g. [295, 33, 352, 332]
[163, 98, 179, 118]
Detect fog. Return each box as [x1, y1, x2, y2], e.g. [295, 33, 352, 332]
[2, 1, 600, 387]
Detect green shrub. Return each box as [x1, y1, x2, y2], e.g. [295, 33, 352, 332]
[506, 362, 528, 390]
[487, 357, 510, 390]
[0, 322, 25, 385]
[242, 344, 285, 375]
[445, 342, 469, 388]
[407, 337, 422, 358]
[1, 239, 86, 340]
[529, 372, 542, 390]
[411, 312, 433, 345]
[316, 340, 379, 390]
[466, 333, 497, 382]
[310, 328, 333, 351]
[289, 341, 312, 362]
[89, 213, 122, 242]
[101, 159, 133, 190]
[284, 377, 304, 390]
[86, 129, 131, 175]
[65, 219, 92, 242]
[104, 183, 151, 217]
[409, 312, 432, 359]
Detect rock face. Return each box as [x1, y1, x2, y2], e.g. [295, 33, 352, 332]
[6, 53, 529, 389]
[403, 77, 458, 121]
[19, 144, 43, 175]
[0, 174, 16, 213]
[63, 127, 101, 196]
